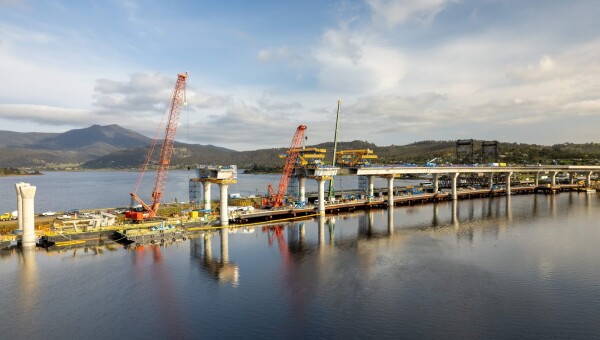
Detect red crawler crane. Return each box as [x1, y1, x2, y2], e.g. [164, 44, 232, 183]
[126, 72, 188, 221]
[266, 125, 307, 208]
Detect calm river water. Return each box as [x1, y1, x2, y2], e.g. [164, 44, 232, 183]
[0, 172, 599, 338]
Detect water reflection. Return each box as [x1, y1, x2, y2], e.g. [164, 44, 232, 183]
[17, 249, 37, 339]
[190, 231, 239, 284]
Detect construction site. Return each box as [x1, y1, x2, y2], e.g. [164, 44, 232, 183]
[2, 75, 600, 252]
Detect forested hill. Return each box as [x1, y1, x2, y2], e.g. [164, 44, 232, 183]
[1, 124, 599, 169]
[83, 140, 600, 170]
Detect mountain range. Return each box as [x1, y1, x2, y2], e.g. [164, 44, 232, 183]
[1, 124, 599, 169]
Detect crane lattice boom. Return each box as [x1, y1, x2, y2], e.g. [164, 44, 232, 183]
[128, 72, 188, 220]
[269, 125, 307, 207]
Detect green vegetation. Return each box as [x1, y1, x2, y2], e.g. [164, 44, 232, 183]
[0, 168, 42, 176]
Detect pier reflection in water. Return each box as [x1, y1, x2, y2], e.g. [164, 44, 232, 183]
[190, 229, 239, 284]
[1, 193, 600, 338]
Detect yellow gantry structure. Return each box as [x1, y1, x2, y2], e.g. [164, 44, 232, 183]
[281, 148, 327, 167]
[336, 149, 378, 167]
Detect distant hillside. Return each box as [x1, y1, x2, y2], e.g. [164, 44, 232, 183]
[0, 130, 58, 148]
[0, 125, 152, 168]
[2, 124, 600, 169]
[32, 124, 152, 150]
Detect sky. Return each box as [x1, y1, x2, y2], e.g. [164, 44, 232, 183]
[1, 0, 600, 151]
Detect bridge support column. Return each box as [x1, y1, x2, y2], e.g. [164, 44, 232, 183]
[387, 176, 394, 207]
[15, 182, 29, 231]
[505, 172, 513, 195]
[368, 176, 374, 198]
[433, 173, 439, 193]
[299, 177, 306, 204]
[488, 173, 494, 190]
[569, 172, 575, 184]
[19, 185, 37, 248]
[219, 183, 229, 226]
[534, 172, 540, 187]
[451, 172, 459, 200]
[550, 171, 557, 187]
[317, 178, 325, 214]
[203, 182, 212, 211]
[586, 171, 593, 188]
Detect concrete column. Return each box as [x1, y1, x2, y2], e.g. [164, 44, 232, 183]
[220, 228, 229, 263]
[505, 172, 512, 195]
[203, 182, 212, 211]
[219, 183, 228, 226]
[368, 176, 374, 197]
[488, 173, 494, 190]
[569, 172, 575, 184]
[451, 173, 459, 200]
[586, 171, 593, 188]
[317, 179, 325, 214]
[433, 173, 439, 193]
[550, 171, 557, 187]
[15, 182, 29, 231]
[19, 185, 37, 248]
[534, 172, 540, 187]
[299, 177, 306, 204]
[387, 176, 394, 207]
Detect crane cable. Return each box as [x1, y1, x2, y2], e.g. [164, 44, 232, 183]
[132, 82, 176, 197]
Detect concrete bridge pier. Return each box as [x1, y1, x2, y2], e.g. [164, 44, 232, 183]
[569, 172, 575, 184]
[203, 182, 212, 211]
[488, 173, 494, 190]
[586, 171, 593, 188]
[505, 172, 513, 195]
[451, 172, 460, 200]
[317, 178, 325, 214]
[299, 177, 306, 204]
[433, 173, 439, 193]
[19, 185, 37, 248]
[386, 176, 394, 207]
[368, 175, 375, 198]
[219, 183, 229, 226]
[15, 182, 29, 231]
[550, 171, 557, 187]
[534, 172, 540, 187]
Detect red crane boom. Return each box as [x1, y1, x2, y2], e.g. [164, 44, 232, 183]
[127, 72, 188, 220]
[267, 125, 307, 207]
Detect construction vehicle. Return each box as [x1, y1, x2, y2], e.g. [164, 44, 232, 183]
[265, 125, 307, 208]
[336, 149, 378, 167]
[125, 72, 188, 222]
[0, 211, 17, 221]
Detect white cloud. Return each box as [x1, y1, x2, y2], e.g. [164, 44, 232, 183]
[257, 47, 291, 62]
[314, 26, 406, 93]
[366, 0, 455, 27]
